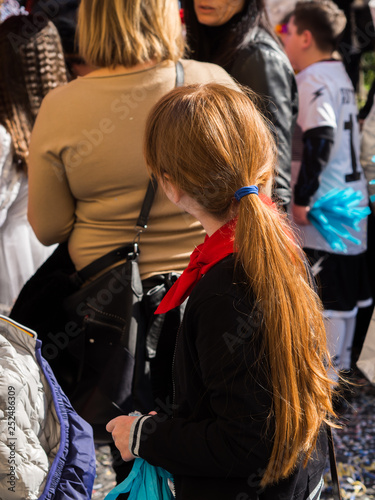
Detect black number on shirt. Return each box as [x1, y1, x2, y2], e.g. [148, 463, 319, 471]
[344, 114, 361, 182]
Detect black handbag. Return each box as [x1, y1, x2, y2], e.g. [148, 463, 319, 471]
[58, 178, 157, 441]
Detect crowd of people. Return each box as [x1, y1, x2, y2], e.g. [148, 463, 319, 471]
[1, 0, 375, 499]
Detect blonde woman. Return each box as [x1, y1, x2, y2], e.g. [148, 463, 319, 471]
[108, 83, 337, 499]
[28, 0, 233, 277]
[26, 0, 234, 483]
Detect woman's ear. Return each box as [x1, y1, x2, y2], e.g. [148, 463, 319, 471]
[159, 175, 183, 205]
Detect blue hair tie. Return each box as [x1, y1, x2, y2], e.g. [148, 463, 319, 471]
[234, 186, 259, 201]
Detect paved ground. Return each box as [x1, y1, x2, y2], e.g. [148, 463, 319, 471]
[93, 373, 375, 499]
[92, 447, 116, 499]
[322, 373, 375, 500]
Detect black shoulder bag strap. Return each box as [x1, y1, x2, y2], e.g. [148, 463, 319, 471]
[135, 60, 184, 230]
[327, 425, 342, 500]
[73, 62, 185, 285]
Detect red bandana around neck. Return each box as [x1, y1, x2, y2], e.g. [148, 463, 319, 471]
[155, 219, 236, 314]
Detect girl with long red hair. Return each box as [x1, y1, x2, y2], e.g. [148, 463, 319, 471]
[107, 83, 337, 500]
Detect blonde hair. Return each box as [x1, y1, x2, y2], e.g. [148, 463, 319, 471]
[0, 15, 67, 171]
[144, 83, 337, 487]
[77, 0, 185, 68]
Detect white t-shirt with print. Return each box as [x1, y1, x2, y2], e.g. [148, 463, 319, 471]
[294, 60, 368, 254]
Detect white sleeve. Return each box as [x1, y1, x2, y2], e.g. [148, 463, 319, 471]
[0, 125, 22, 228]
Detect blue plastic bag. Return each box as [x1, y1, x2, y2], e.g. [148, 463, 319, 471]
[104, 458, 174, 500]
[370, 179, 375, 204]
[307, 187, 371, 253]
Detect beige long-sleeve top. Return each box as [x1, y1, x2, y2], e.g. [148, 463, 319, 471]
[28, 60, 234, 279]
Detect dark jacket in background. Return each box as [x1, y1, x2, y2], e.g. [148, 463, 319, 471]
[184, 8, 298, 209]
[228, 27, 298, 209]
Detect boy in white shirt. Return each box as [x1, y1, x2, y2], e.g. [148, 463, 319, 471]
[283, 0, 371, 380]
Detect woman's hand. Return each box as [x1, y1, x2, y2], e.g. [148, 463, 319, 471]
[106, 416, 139, 462]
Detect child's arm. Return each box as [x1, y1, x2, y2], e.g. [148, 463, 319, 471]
[293, 78, 337, 224]
[293, 126, 335, 224]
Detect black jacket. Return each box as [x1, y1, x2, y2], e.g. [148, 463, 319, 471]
[228, 28, 298, 209]
[130, 256, 328, 500]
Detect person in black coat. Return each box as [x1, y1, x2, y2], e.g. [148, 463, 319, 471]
[181, 0, 298, 210]
[107, 83, 337, 500]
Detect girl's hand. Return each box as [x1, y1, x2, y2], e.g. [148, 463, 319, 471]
[106, 416, 139, 461]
